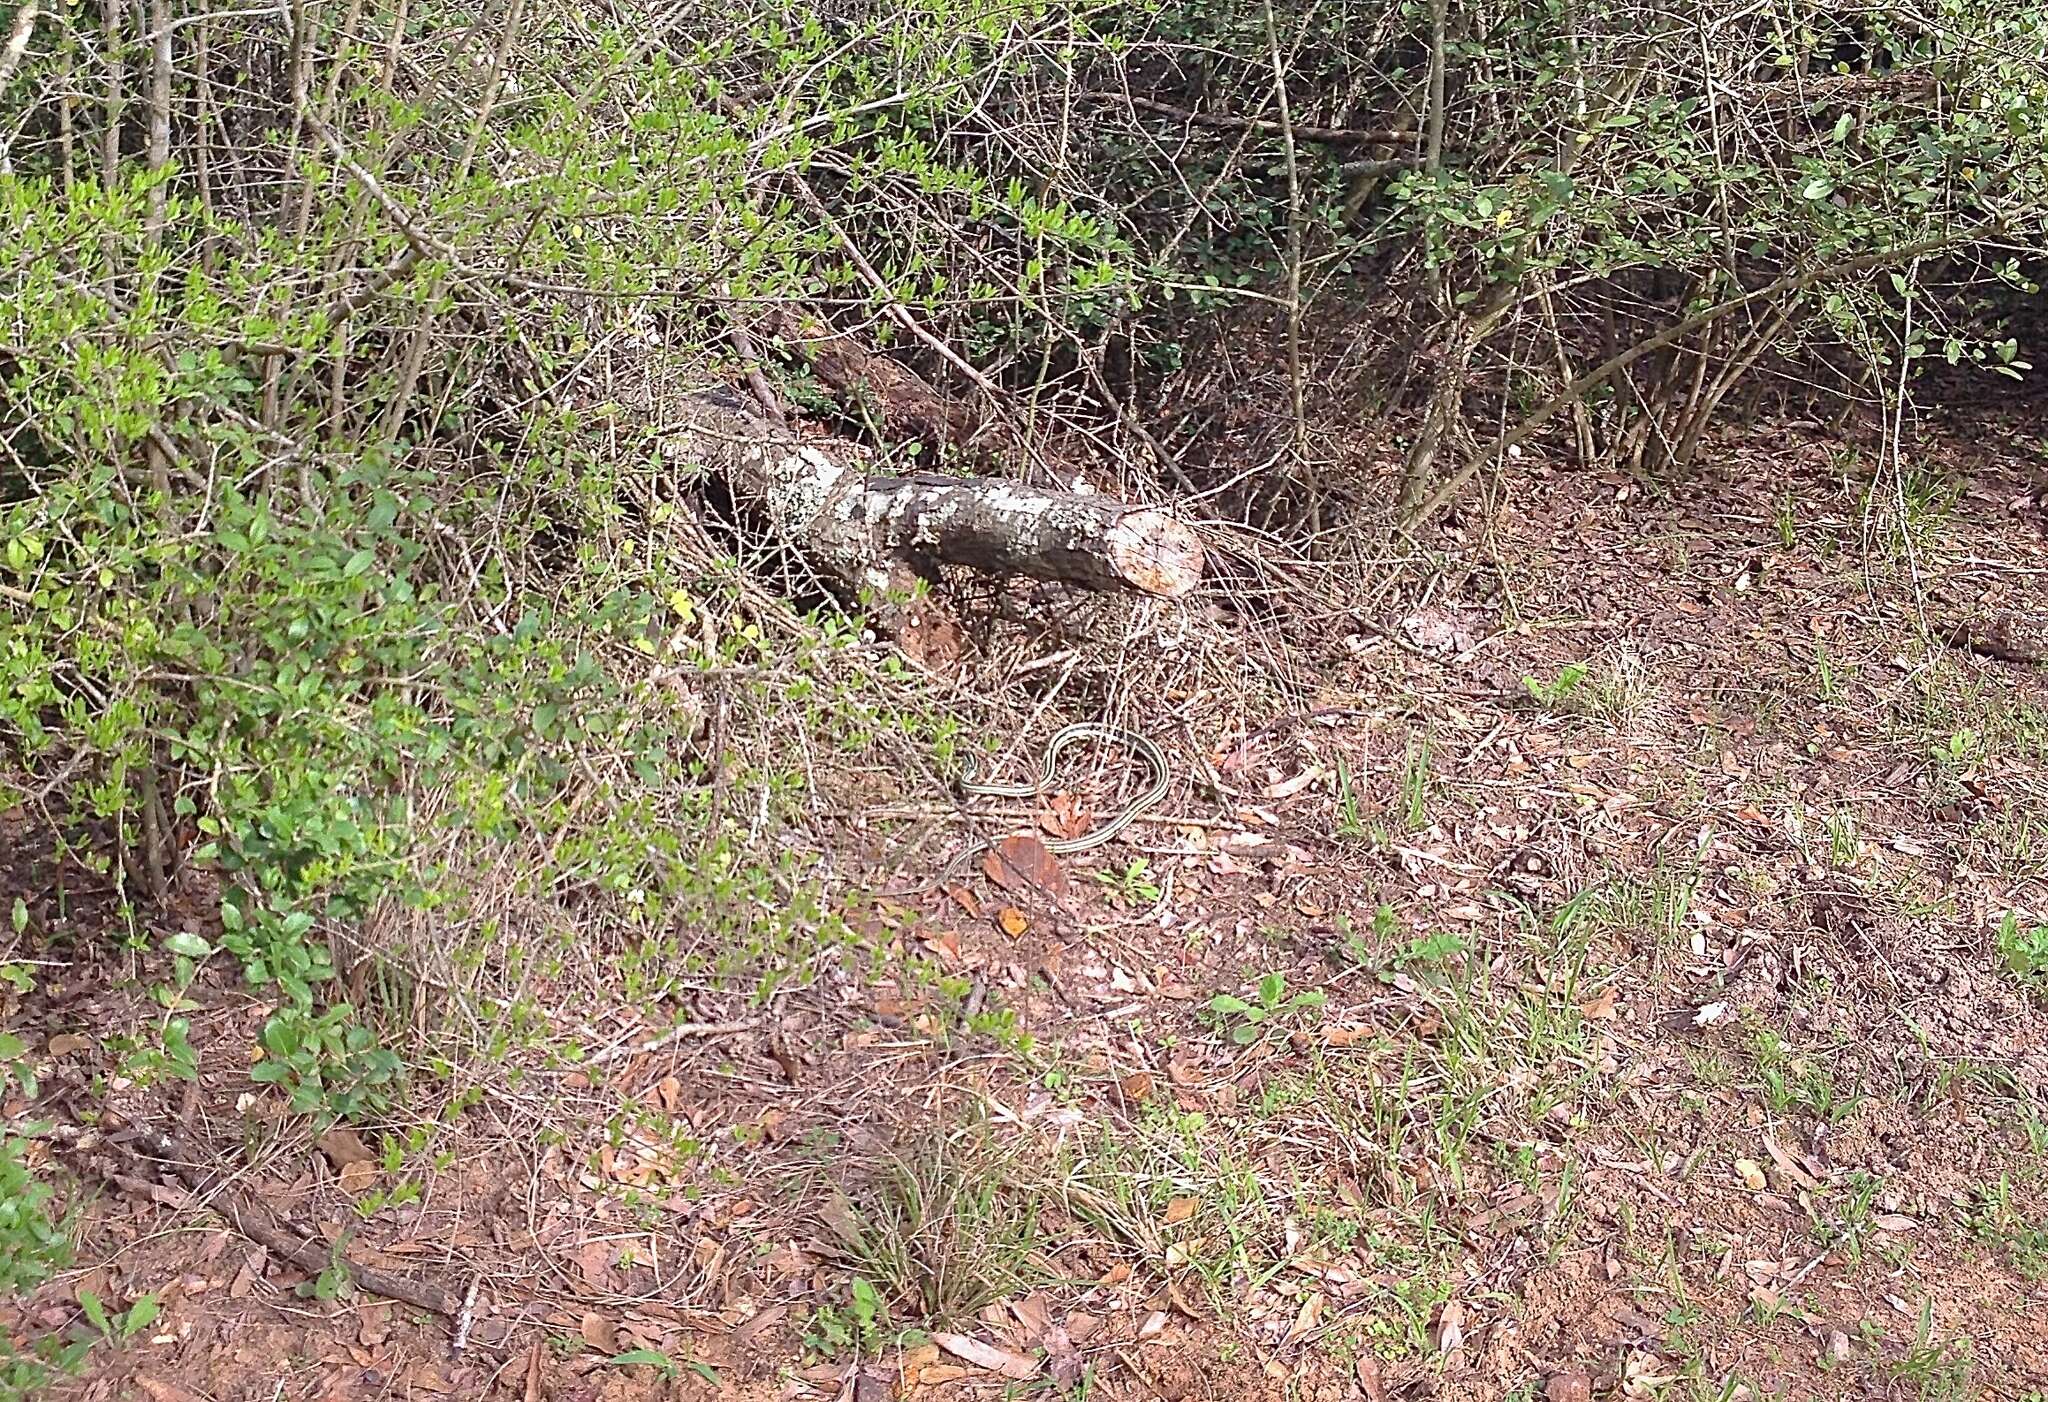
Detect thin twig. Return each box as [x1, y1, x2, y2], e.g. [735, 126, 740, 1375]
[1084, 92, 1405, 147]
[452, 1275, 483, 1356]
[1263, 0, 1318, 537]
[0, 0, 37, 96]
[66, 1124, 461, 1316]
[584, 1018, 761, 1068]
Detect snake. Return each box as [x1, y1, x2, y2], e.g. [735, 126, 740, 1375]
[935, 722, 1171, 888]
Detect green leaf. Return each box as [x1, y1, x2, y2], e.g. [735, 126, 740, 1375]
[0, 1033, 26, 1060]
[77, 1289, 111, 1338]
[1208, 995, 1252, 1016]
[120, 1293, 160, 1340]
[164, 932, 214, 959]
[609, 1348, 681, 1379]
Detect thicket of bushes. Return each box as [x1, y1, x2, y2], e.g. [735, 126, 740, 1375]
[2, 0, 2047, 1380]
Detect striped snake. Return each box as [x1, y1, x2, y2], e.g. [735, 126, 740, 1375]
[935, 723, 1169, 889]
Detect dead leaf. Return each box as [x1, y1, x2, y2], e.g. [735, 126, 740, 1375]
[1162, 1197, 1198, 1226]
[984, 835, 1068, 896]
[405, 1363, 458, 1395]
[1264, 766, 1323, 800]
[227, 1247, 265, 1300]
[1761, 1133, 1823, 1192]
[1545, 1372, 1592, 1402]
[1355, 1355, 1387, 1401]
[1578, 987, 1619, 1020]
[1734, 1158, 1768, 1191]
[1435, 1299, 1466, 1353]
[338, 1160, 376, 1193]
[995, 906, 1029, 937]
[931, 1332, 1040, 1381]
[1041, 792, 1093, 841]
[1284, 1291, 1325, 1345]
[1044, 1324, 1083, 1388]
[135, 1378, 207, 1402]
[522, 1340, 543, 1402]
[571, 1241, 615, 1294]
[945, 884, 982, 918]
[316, 1127, 377, 1170]
[580, 1312, 617, 1352]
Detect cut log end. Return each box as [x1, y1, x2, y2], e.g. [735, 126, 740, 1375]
[1106, 511, 1204, 599]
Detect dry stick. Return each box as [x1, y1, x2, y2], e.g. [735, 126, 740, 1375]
[1081, 92, 1406, 147]
[1423, 0, 1447, 176]
[584, 1018, 761, 1068]
[1404, 224, 1999, 526]
[0, 2, 38, 111]
[724, 295, 787, 429]
[782, 172, 1005, 413]
[91, 1127, 460, 1316]
[380, 0, 525, 442]
[99, 0, 121, 185]
[1261, 0, 1317, 537]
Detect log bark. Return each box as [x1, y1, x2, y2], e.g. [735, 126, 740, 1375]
[669, 393, 1203, 604]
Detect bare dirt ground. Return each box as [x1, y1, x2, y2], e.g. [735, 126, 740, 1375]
[8, 416, 2048, 1402]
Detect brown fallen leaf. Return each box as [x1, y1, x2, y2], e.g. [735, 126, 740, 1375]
[317, 1127, 377, 1170]
[1355, 1355, 1387, 1401]
[1735, 1158, 1768, 1191]
[134, 1377, 207, 1402]
[1761, 1132, 1823, 1192]
[405, 1363, 458, 1395]
[931, 1332, 1040, 1380]
[1043, 1324, 1084, 1388]
[1435, 1299, 1466, 1353]
[580, 1312, 617, 1352]
[1042, 792, 1093, 841]
[1284, 1291, 1325, 1345]
[1162, 1197, 1198, 1226]
[984, 834, 1067, 896]
[1545, 1372, 1592, 1402]
[522, 1339, 543, 1402]
[338, 1160, 377, 1193]
[571, 1240, 615, 1294]
[1578, 987, 1619, 1020]
[995, 906, 1029, 937]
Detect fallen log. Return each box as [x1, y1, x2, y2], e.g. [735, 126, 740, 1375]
[669, 395, 1203, 641]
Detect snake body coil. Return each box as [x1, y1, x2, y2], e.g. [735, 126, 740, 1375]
[939, 723, 1169, 886]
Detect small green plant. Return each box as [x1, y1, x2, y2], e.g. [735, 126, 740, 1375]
[1523, 662, 1589, 710]
[1333, 754, 1367, 841]
[1401, 734, 1432, 831]
[248, 1005, 403, 1124]
[1996, 912, 2048, 993]
[73, 1290, 159, 1348]
[1932, 726, 1984, 769]
[1393, 930, 1470, 972]
[1208, 972, 1326, 1045]
[805, 1276, 886, 1356]
[607, 1347, 705, 1382]
[1094, 858, 1160, 908]
[1964, 1176, 2048, 1280]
